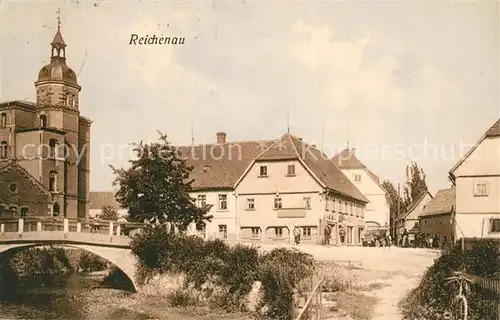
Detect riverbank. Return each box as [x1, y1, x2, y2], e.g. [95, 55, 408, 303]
[77, 288, 255, 320]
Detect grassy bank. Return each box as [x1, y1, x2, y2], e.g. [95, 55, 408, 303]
[399, 240, 500, 320]
[130, 227, 316, 320]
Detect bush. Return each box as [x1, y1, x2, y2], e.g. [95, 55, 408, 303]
[256, 248, 314, 320]
[77, 251, 108, 272]
[9, 247, 73, 278]
[399, 240, 500, 320]
[130, 228, 315, 319]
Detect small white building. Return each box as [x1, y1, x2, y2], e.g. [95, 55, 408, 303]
[396, 190, 433, 236]
[332, 148, 391, 229]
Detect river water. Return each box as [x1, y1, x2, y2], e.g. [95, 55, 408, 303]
[0, 273, 155, 320]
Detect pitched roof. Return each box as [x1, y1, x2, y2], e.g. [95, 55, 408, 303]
[398, 190, 433, 220]
[449, 118, 500, 178]
[178, 133, 368, 202]
[0, 161, 51, 197]
[183, 134, 368, 202]
[331, 148, 389, 197]
[419, 188, 455, 218]
[89, 192, 121, 210]
[287, 135, 368, 202]
[177, 141, 275, 190]
[331, 148, 366, 169]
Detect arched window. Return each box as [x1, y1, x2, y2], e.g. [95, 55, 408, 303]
[53, 203, 60, 217]
[20, 207, 29, 218]
[9, 206, 18, 216]
[49, 139, 58, 158]
[49, 171, 57, 192]
[0, 113, 6, 127]
[40, 115, 47, 128]
[0, 141, 7, 159]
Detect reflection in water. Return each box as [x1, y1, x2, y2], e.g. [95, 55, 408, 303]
[0, 273, 151, 320]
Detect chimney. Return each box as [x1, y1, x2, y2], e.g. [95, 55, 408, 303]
[216, 132, 227, 144]
[312, 144, 316, 149]
[351, 148, 356, 155]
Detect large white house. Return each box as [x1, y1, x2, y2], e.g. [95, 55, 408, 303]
[449, 118, 500, 239]
[331, 148, 391, 229]
[178, 132, 369, 245]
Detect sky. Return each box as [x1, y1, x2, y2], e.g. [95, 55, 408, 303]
[0, 0, 498, 194]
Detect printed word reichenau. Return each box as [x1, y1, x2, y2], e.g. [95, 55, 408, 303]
[129, 34, 185, 45]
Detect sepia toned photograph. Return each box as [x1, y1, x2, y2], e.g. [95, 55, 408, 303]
[0, 1, 498, 319]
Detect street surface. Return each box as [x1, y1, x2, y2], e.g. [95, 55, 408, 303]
[259, 244, 439, 320]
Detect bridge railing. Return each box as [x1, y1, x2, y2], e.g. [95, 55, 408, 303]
[0, 218, 153, 244]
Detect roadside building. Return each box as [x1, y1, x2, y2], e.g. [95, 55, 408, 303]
[419, 187, 455, 246]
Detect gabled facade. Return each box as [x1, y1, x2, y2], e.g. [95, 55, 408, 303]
[0, 162, 52, 217]
[0, 21, 91, 219]
[332, 148, 391, 229]
[178, 132, 369, 245]
[449, 118, 500, 239]
[419, 187, 455, 245]
[396, 190, 433, 235]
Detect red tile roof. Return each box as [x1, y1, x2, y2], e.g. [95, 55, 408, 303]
[419, 188, 455, 218]
[89, 192, 121, 210]
[331, 148, 366, 169]
[179, 134, 368, 203]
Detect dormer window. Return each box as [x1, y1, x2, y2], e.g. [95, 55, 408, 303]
[0, 113, 6, 127]
[40, 115, 47, 128]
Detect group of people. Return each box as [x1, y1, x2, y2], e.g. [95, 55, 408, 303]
[398, 230, 448, 249]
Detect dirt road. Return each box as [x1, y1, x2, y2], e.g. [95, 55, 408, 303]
[261, 244, 439, 320]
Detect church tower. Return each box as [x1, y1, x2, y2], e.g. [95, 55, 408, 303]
[34, 11, 91, 219]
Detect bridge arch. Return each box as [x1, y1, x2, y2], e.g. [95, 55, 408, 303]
[0, 243, 139, 292]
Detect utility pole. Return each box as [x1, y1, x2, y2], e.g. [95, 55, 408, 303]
[396, 183, 401, 246]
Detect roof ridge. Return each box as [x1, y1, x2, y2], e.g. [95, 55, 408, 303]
[177, 139, 277, 149]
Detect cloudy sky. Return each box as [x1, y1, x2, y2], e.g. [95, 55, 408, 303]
[1, 1, 498, 194]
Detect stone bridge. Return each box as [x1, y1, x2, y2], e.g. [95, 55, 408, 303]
[0, 218, 148, 291]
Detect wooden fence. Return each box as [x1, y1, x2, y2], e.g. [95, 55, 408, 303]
[466, 273, 500, 319]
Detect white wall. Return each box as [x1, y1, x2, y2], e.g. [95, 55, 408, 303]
[341, 168, 389, 227]
[190, 190, 237, 241]
[453, 136, 500, 238]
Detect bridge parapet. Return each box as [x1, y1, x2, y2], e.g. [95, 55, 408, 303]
[0, 218, 151, 247]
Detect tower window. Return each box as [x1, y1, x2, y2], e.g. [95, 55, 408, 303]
[40, 115, 47, 128]
[20, 207, 29, 218]
[49, 171, 58, 192]
[0, 113, 6, 127]
[0, 141, 7, 159]
[49, 139, 58, 158]
[53, 203, 60, 217]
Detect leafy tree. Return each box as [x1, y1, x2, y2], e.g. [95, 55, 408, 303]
[403, 162, 428, 208]
[381, 180, 405, 235]
[110, 132, 213, 231]
[99, 205, 119, 221]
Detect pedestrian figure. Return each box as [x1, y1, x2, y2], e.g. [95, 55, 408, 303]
[94, 218, 100, 234]
[293, 227, 300, 245]
[324, 225, 331, 246]
[339, 227, 346, 246]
